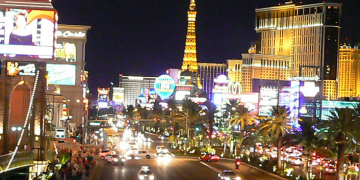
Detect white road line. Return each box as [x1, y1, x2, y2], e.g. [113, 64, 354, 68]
[200, 161, 222, 174]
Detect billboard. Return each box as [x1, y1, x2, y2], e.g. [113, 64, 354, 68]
[98, 88, 110, 102]
[0, 9, 56, 59]
[46, 64, 76, 85]
[154, 75, 176, 100]
[113, 87, 124, 105]
[6, 61, 36, 76]
[55, 41, 77, 62]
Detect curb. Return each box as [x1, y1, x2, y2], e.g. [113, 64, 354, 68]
[221, 158, 288, 180]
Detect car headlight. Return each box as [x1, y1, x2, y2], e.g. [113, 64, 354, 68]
[236, 177, 241, 180]
[225, 177, 231, 180]
[121, 158, 126, 162]
[139, 175, 144, 180]
[114, 158, 118, 162]
[150, 175, 155, 179]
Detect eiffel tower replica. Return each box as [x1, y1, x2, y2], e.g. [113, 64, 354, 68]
[181, 0, 198, 73]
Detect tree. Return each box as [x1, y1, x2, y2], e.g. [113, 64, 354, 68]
[173, 100, 202, 136]
[316, 108, 360, 180]
[230, 105, 254, 139]
[224, 99, 240, 120]
[126, 105, 135, 120]
[284, 118, 319, 180]
[258, 105, 290, 170]
[203, 101, 218, 135]
[352, 103, 360, 180]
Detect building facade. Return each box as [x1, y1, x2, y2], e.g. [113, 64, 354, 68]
[119, 75, 156, 107]
[181, 0, 198, 73]
[338, 43, 360, 98]
[255, 2, 342, 100]
[198, 63, 226, 97]
[47, 24, 91, 130]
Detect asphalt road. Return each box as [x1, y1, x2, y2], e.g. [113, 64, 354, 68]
[97, 132, 289, 180]
[100, 156, 219, 180]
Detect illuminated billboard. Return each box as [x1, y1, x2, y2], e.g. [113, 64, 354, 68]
[46, 64, 76, 85]
[154, 75, 175, 100]
[113, 87, 124, 105]
[55, 41, 77, 62]
[0, 9, 56, 59]
[98, 88, 110, 102]
[6, 61, 36, 76]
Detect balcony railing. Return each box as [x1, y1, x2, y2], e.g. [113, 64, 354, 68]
[0, 151, 34, 173]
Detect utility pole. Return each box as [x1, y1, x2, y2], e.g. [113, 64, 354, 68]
[184, 108, 188, 155]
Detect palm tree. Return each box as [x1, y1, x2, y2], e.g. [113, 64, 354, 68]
[173, 100, 202, 136]
[316, 108, 360, 180]
[242, 131, 268, 157]
[230, 105, 254, 139]
[224, 99, 240, 120]
[351, 103, 360, 180]
[258, 105, 290, 170]
[203, 101, 218, 134]
[283, 118, 318, 180]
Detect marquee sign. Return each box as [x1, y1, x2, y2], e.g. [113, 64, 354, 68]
[292, 75, 320, 82]
[227, 82, 242, 95]
[56, 30, 86, 39]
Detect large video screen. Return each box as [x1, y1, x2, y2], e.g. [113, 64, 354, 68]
[113, 88, 124, 105]
[0, 9, 55, 59]
[55, 40, 77, 62]
[7, 61, 36, 76]
[46, 64, 76, 85]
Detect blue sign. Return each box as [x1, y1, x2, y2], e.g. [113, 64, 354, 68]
[154, 75, 176, 100]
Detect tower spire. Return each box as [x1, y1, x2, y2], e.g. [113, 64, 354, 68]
[181, 0, 198, 73]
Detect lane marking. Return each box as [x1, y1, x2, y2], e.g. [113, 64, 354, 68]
[200, 161, 222, 174]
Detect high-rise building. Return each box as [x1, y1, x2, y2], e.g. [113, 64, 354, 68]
[338, 43, 360, 98]
[181, 0, 198, 73]
[119, 75, 156, 107]
[198, 63, 227, 97]
[255, 2, 342, 100]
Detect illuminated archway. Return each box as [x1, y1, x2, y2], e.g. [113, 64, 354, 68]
[9, 83, 31, 148]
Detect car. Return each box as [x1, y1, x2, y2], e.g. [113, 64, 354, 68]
[105, 154, 125, 165]
[155, 145, 168, 153]
[158, 135, 164, 140]
[324, 166, 336, 175]
[218, 170, 241, 180]
[290, 157, 303, 166]
[138, 170, 155, 180]
[199, 154, 220, 162]
[128, 150, 154, 159]
[99, 150, 116, 160]
[155, 152, 168, 157]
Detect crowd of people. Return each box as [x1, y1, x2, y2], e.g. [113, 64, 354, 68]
[51, 147, 97, 180]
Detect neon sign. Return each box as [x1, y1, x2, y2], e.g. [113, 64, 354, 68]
[56, 31, 86, 38]
[300, 82, 319, 97]
[292, 75, 320, 82]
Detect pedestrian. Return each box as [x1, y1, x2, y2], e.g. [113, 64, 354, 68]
[84, 159, 90, 177]
[60, 168, 65, 180]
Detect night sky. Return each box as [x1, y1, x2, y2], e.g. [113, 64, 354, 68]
[51, 0, 360, 95]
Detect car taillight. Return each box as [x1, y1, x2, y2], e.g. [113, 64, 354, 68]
[326, 168, 329, 171]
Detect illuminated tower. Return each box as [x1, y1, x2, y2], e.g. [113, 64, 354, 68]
[181, 0, 198, 73]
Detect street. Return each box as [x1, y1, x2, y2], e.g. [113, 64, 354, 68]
[98, 133, 286, 180]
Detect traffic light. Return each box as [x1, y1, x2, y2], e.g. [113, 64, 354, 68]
[206, 135, 209, 139]
[170, 127, 173, 130]
[184, 137, 188, 141]
[195, 126, 200, 131]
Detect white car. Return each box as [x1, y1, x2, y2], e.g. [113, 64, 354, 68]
[138, 169, 155, 180]
[128, 150, 154, 159]
[156, 146, 168, 153]
[218, 170, 241, 180]
[105, 154, 125, 165]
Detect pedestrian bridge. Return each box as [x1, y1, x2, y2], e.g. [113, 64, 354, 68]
[0, 151, 34, 173]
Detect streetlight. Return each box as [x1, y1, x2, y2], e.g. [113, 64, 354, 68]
[11, 126, 22, 148]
